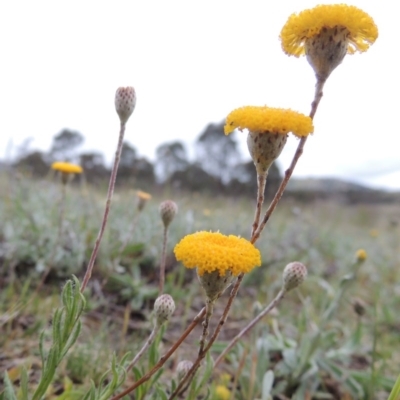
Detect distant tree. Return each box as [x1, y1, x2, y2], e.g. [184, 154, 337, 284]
[50, 129, 84, 162]
[155, 141, 189, 183]
[79, 152, 108, 182]
[118, 142, 138, 181]
[132, 157, 155, 187]
[195, 122, 241, 184]
[170, 164, 221, 192]
[227, 160, 281, 197]
[14, 151, 49, 177]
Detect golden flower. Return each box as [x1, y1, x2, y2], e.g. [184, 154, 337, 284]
[355, 249, 367, 262]
[224, 106, 313, 138]
[136, 190, 152, 212]
[137, 190, 152, 200]
[174, 231, 261, 276]
[215, 385, 231, 400]
[280, 4, 378, 57]
[51, 161, 83, 174]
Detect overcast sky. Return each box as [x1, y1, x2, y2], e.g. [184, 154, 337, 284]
[0, 1, 398, 189]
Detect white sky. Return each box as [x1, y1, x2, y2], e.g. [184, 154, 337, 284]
[0, 1, 398, 189]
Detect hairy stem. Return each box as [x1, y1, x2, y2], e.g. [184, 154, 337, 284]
[199, 299, 214, 354]
[110, 307, 206, 400]
[159, 226, 168, 295]
[126, 326, 159, 372]
[251, 172, 267, 237]
[81, 122, 126, 292]
[169, 274, 245, 399]
[251, 78, 326, 244]
[215, 289, 285, 367]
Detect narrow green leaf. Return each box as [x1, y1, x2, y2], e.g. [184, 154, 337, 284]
[387, 373, 400, 400]
[20, 367, 29, 400]
[3, 372, 18, 400]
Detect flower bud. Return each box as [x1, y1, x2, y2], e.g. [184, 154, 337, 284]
[247, 131, 287, 175]
[159, 200, 178, 228]
[305, 26, 349, 80]
[176, 360, 193, 381]
[197, 270, 234, 302]
[115, 86, 136, 124]
[352, 298, 367, 317]
[154, 294, 175, 327]
[282, 262, 307, 292]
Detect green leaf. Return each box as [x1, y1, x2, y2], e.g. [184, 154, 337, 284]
[20, 367, 29, 400]
[3, 372, 18, 400]
[261, 370, 274, 400]
[386, 372, 400, 400]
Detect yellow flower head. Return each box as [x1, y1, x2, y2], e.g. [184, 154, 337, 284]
[280, 4, 378, 57]
[215, 385, 231, 400]
[224, 106, 313, 138]
[137, 190, 152, 200]
[355, 249, 367, 262]
[51, 161, 83, 174]
[174, 231, 261, 276]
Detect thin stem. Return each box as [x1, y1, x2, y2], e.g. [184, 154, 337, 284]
[214, 289, 285, 367]
[159, 226, 168, 295]
[251, 172, 267, 237]
[169, 274, 245, 399]
[81, 122, 126, 292]
[110, 307, 206, 400]
[251, 78, 326, 245]
[126, 326, 159, 372]
[199, 299, 214, 354]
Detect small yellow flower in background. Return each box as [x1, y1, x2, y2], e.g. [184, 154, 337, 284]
[136, 190, 152, 211]
[224, 106, 313, 138]
[51, 161, 83, 174]
[356, 249, 367, 262]
[369, 229, 379, 238]
[203, 208, 211, 216]
[280, 4, 378, 57]
[215, 385, 231, 400]
[137, 190, 152, 200]
[174, 231, 261, 277]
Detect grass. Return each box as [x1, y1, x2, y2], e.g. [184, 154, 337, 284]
[1, 171, 400, 399]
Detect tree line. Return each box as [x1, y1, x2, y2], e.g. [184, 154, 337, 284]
[12, 122, 281, 197]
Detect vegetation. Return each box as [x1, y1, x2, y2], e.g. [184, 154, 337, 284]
[1, 169, 400, 399]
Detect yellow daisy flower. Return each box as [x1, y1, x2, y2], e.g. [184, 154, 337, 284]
[224, 106, 313, 138]
[215, 385, 231, 400]
[137, 190, 152, 200]
[280, 4, 378, 57]
[355, 249, 367, 262]
[174, 231, 261, 277]
[51, 161, 83, 174]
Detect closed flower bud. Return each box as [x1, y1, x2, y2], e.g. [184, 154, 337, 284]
[154, 294, 175, 327]
[197, 270, 234, 302]
[282, 262, 307, 292]
[115, 86, 136, 124]
[176, 360, 193, 381]
[159, 200, 178, 228]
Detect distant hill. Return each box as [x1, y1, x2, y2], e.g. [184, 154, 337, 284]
[285, 178, 400, 204]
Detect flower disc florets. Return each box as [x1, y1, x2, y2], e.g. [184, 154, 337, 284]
[224, 106, 313, 138]
[174, 231, 261, 276]
[280, 4, 378, 57]
[51, 161, 83, 174]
